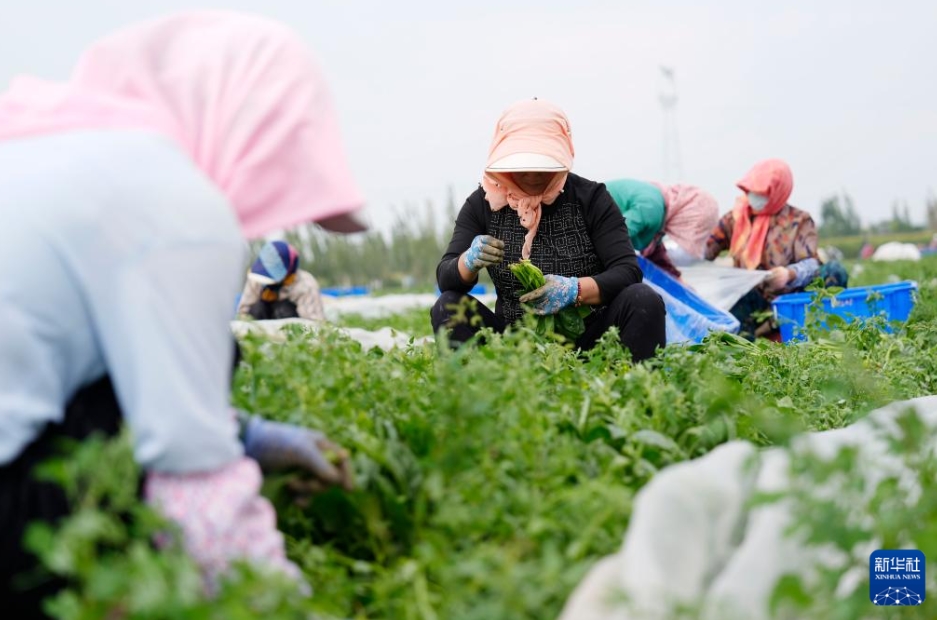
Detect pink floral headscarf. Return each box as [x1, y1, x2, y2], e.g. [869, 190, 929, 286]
[480, 99, 575, 259]
[0, 11, 364, 239]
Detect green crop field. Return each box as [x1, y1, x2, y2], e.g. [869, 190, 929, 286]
[820, 231, 935, 259]
[26, 257, 937, 619]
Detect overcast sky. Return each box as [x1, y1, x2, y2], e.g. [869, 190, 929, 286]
[2, 0, 934, 235]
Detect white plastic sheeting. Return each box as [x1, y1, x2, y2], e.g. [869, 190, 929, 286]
[321, 293, 497, 320]
[679, 264, 771, 312]
[871, 242, 922, 262]
[558, 395, 937, 620]
[231, 318, 433, 351]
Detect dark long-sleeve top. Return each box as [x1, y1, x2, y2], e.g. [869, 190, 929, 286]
[436, 173, 643, 324]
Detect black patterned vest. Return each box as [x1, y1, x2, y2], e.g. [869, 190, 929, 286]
[487, 198, 605, 324]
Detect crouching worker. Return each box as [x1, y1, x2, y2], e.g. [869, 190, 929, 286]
[0, 11, 364, 615]
[605, 178, 719, 280]
[431, 99, 666, 362]
[704, 159, 848, 340]
[238, 240, 326, 321]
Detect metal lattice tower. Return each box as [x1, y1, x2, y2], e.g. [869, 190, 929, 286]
[659, 66, 683, 182]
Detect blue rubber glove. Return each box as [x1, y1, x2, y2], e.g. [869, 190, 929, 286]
[239, 413, 354, 493]
[463, 235, 505, 273]
[519, 274, 579, 315]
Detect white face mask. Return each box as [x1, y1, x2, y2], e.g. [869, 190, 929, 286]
[748, 191, 769, 212]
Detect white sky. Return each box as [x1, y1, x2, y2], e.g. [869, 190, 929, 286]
[2, 0, 935, 235]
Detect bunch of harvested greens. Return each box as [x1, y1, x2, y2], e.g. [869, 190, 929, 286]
[509, 259, 592, 341]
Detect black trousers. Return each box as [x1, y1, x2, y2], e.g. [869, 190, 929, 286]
[430, 283, 666, 362]
[729, 288, 773, 340]
[0, 377, 124, 618]
[247, 299, 299, 320]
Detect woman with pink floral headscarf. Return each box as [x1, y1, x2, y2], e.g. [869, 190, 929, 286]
[432, 99, 666, 361]
[704, 159, 847, 339]
[0, 11, 364, 613]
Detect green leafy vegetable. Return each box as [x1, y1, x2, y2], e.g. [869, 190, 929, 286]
[21, 256, 937, 619]
[509, 259, 590, 341]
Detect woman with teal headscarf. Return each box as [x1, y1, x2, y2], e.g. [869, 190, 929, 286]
[605, 178, 719, 280]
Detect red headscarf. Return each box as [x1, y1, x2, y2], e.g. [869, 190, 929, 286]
[728, 159, 794, 270]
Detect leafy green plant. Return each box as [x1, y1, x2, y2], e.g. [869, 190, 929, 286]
[758, 406, 937, 620]
[336, 309, 435, 338]
[508, 259, 591, 341]
[22, 256, 937, 619]
[24, 433, 315, 620]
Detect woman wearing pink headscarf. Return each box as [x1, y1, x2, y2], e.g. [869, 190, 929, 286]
[433, 99, 666, 361]
[0, 11, 364, 613]
[704, 159, 847, 339]
[605, 178, 720, 279]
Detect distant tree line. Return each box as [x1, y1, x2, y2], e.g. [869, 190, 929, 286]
[250, 187, 467, 290]
[819, 191, 934, 238]
[818, 193, 862, 237]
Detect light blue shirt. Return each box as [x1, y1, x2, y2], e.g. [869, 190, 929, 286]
[788, 257, 820, 289]
[0, 130, 245, 473]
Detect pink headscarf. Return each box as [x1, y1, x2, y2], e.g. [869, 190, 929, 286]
[480, 100, 575, 259]
[729, 159, 794, 270]
[651, 183, 720, 259]
[0, 11, 364, 239]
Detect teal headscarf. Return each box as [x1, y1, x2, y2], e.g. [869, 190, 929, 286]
[605, 178, 666, 251]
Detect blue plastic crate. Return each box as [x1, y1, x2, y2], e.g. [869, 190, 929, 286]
[772, 281, 918, 342]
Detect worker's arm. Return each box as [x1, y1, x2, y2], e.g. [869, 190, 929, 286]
[288, 270, 326, 320]
[237, 278, 263, 318]
[704, 211, 734, 261]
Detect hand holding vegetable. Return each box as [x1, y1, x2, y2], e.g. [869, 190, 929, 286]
[462, 235, 505, 273]
[240, 413, 354, 497]
[510, 260, 590, 341]
[519, 274, 579, 316]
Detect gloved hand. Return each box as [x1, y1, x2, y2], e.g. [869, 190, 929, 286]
[765, 266, 794, 291]
[463, 235, 505, 273]
[519, 274, 579, 315]
[240, 414, 354, 497]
